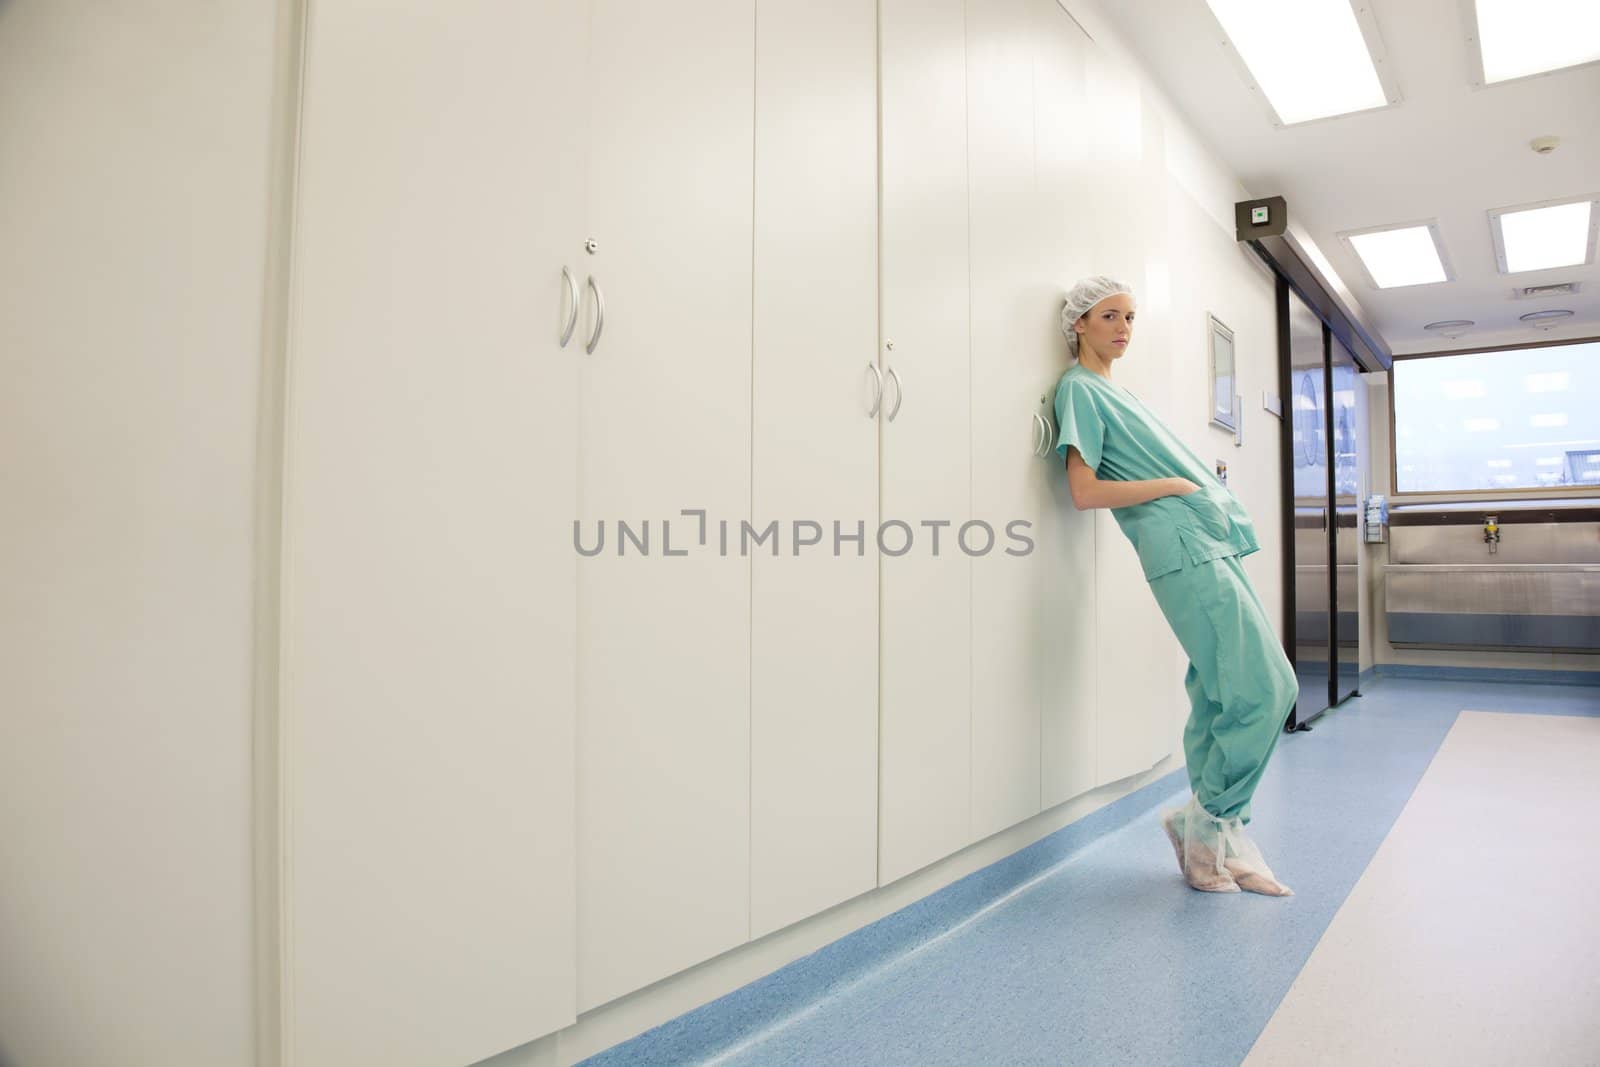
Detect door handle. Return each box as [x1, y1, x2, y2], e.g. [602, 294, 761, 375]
[559, 266, 579, 348]
[885, 366, 903, 422]
[585, 275, 605, 355]
[866, 363, 884, 417]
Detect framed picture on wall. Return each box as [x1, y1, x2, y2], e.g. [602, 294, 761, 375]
[1207, 313, 1237, 432]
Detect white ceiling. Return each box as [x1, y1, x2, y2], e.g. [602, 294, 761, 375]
[1092, 0, 1600, 357]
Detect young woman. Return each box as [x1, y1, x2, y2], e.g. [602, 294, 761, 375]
[1053, 276, 1296, 897]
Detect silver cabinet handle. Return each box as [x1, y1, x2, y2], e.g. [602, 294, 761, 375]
[585, 275, 605, 355]
[559, 267, 580, 348]
[1032, 414, 1045, 456]
[1044, 416, 1056, 455]
[885, 366, 903, 422]
[865, 363, 884, 417]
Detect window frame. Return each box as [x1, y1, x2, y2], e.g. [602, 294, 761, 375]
[1388, 333, 1600, 500]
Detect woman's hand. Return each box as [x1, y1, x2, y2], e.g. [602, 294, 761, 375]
[1166, 477, 1202, 497]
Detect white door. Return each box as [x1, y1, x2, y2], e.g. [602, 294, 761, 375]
[878, 0, 973, 886]
[967, 0, 1047, 842]
[1034, 0, 1100, 810]
[749, 0, 881, 940]
[576, 0, 756, 1010]
[282, 2, 580, 1063]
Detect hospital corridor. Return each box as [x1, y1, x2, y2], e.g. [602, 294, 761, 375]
[555, 675, 1600, 1066]
[3, 1, 1598, 1065]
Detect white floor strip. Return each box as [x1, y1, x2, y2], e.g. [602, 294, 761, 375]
[1244, 710, 1600, 1066]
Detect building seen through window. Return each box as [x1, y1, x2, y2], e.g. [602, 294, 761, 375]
[1392, 340, 1600, 494]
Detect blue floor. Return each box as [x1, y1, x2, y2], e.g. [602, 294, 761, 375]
[580, 672, 1600, 1067]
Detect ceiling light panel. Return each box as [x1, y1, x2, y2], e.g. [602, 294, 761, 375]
[1204, 0, 1395, 124]
[1489, 198, 1598, 273]
[1468, 0, 1600, 85]
[1339, 222, 1454, 289]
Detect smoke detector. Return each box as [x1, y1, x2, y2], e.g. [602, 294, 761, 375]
[1513, 281, 1581, 298]
[1519, 309, 1574, 329]
[1530, 136, 1560, 155]
[1424, 319, 1475, 339]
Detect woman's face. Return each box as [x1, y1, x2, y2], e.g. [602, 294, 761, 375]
[1075, 294, 1135, 362]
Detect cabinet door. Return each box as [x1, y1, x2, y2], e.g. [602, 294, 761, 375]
[577, 0, 755, 1010]
[968, 0, 1046, 841]
[1035, 0, 1100, 809]
[878, 0, 973, 886]
[749, 0, 880, 940]
[1080, 53, 1174, 785]
[282, 2, 580, 1063]
[1132, 97, 1185, 770]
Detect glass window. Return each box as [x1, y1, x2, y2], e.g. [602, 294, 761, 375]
[1392, 340, 1600, 493]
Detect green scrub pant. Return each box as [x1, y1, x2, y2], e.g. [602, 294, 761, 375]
[1148, 552, 1297, 827]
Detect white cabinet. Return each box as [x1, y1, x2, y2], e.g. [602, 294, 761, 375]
[968, 0, 1053, 842]
[1035, 0, 1102, 810]
[575, 0, 756, 1012]
[878, 0, 1182, 881]
[281, 3, 580, 1064]
[749, 0, 881, 942]
[576, 0, 884, 1005]
[279, 0, 1180, 1045]
[878, 0, 975, 886]
[1083, 56, 1186, 783]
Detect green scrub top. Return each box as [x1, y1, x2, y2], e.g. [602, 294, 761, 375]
[1053, 362, 1260, 580]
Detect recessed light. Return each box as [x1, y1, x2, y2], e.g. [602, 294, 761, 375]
[1468, 0, 1600, 85]
[1519, 309, 1575, 322]
[1489, 196, 1599, 273]
[1424, 319, 1475, 330]
[1204, 0, 1394, 125]
[1340, 222, 1453, 288]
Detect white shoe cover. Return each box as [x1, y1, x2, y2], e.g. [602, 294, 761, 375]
[1160, 795, 1292, 897]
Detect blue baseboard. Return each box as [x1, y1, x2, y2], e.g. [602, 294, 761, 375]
[1373, 663, 1600, 688]
[576, 766, 1193, 1065]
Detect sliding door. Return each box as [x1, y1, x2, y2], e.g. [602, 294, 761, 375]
[1285, 284, 1331, 729]
[1330, 335, 1362, 706]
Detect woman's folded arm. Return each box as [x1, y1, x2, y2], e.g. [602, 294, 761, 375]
[1064, 448, 1192, 510]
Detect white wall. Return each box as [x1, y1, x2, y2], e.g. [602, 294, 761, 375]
[0, 4, 283, 1065]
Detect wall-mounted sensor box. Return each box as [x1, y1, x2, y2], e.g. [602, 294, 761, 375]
[1235, 196, 1287, 241]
